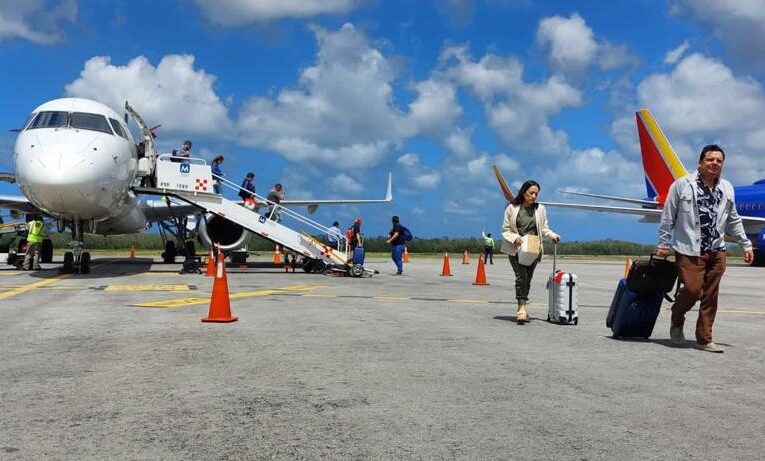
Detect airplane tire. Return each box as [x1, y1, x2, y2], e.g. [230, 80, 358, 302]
[80, 252, 91, 274]
[41, 239, 53, 263]
[184, 241, 196, 258]
[63, 252, 74, 273]
[163, 241, 176, 264]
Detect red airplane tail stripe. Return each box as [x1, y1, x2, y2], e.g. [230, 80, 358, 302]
[637, 116, 676, 197]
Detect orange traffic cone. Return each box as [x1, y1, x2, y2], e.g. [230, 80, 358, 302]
[129, 245, 136, 258]
[623, 256, 632, 279]
[440, 252, 453, 276]
[202, 246, 238, 323]
[403, 246, 409, 263]
[462, 250, 470, 264]
[473, 257, 489, 285]
[205, 247, 216, 276]
[273, 245, 282, 265]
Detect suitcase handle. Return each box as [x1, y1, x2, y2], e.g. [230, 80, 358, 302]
[552, 241, 557, 276]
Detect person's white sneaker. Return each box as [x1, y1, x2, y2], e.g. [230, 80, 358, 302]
[670, 326, 685, 345]
[694, 342, 724, 353]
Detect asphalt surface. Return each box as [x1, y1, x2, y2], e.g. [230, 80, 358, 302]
[1, 254, 763, 460]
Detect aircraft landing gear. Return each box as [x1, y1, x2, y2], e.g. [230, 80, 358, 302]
[60, 221, 90, 274]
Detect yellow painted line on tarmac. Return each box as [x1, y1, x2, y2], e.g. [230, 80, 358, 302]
[447, 299, 490, 304]
[0, 284, 86, 290]
[137, 297, 212, 308]
[275, 285, 328, 291]
[134, 285, 327, 308]
[0, 273, 74, 301]
[374, 296, 410, 301]
[0, 272, 21, 276]
[105, 284, 192, 292]
[719, 309, 765, 315]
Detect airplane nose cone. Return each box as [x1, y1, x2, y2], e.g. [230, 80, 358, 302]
[16, 142, 118, 220]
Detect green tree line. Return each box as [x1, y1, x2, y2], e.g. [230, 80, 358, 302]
[2, 232, 742, 257]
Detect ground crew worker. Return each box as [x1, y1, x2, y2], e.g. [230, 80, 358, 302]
[482, 231, 495, 264]
[22, 215, 45, 271]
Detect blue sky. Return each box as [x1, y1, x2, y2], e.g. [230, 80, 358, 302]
[2, 0, 765, 242]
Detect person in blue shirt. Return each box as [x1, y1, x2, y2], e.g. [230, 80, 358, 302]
[211, 155, 224, 194]
[385, 215, 406, 275]
[326, 221, 342, 250]
[239, 172, 256, 206]
[174, 140, 192, 163]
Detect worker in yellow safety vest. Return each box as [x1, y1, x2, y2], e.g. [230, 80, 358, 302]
[22, 215, 45, 271]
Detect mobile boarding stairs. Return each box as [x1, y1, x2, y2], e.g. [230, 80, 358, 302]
[134, 155, 372, 277]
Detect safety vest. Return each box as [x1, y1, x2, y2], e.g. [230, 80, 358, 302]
[27, 220, 45, 244]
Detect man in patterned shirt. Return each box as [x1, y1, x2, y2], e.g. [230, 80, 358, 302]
[657, 145, 753, 353]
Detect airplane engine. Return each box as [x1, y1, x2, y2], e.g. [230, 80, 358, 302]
[196, 213, 250, 251]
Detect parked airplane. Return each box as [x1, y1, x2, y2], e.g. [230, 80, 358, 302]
[0, 97, 393, 273]
[492, 108, 765, 266]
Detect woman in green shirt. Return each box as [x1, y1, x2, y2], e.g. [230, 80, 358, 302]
[500, 180, 560, 324]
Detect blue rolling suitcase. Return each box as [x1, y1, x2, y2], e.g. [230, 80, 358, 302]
[607, 278, 664, 339]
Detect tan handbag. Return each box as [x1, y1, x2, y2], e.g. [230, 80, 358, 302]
[517, 234, 540, 266]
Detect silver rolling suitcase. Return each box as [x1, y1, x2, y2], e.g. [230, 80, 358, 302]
[547, 243, 579, 325]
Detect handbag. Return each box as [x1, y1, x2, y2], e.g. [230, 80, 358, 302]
[627, 254, 678, 300]
[517, 234, 540, 266]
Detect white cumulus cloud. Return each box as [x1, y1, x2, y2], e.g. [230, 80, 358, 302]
[0, 0, 77, 45]
[441, 45, 582, 156]
[191, 0, 363, 26]
[671, 0, 765, 73]
[237, 23, 462, 168]
[664, 40, 690, 65]
[64, 54, 233, 138]
[536, 13, 638, 77]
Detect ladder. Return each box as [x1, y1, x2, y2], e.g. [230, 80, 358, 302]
[136, 155, 362, 274]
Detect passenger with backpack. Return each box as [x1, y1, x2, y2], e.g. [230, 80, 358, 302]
[385, 215, 412, 275]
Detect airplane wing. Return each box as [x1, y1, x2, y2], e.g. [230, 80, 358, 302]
[542, 201, 663, 217]
[559, 190, 659, 207]
[544, 201, 765, 227]
[1, 173, 41, 214]
[0, 194, 42, 214]
[281, 173, 393, 213]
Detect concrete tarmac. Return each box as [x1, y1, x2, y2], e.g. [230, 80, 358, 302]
[1, 254, 764, 460]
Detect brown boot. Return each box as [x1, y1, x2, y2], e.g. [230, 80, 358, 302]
[516, 304, 528, 324]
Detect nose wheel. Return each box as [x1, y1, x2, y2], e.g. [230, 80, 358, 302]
[61, 250, 90, 274]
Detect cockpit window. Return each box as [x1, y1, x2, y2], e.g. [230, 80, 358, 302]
[109, 118, 128, 139]
[28, 111, 68, 129]
[22, 113, 36, 130]
[71, 112, 113, 134]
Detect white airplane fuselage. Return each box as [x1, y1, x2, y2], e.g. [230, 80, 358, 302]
[14, 98, 148, 234]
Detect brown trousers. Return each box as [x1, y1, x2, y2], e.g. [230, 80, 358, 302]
[672, 251, 727, 345]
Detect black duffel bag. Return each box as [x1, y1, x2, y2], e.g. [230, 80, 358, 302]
[627, 254, 678, 300]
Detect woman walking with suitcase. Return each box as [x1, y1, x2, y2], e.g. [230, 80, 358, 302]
[501, 180, 560, 324]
